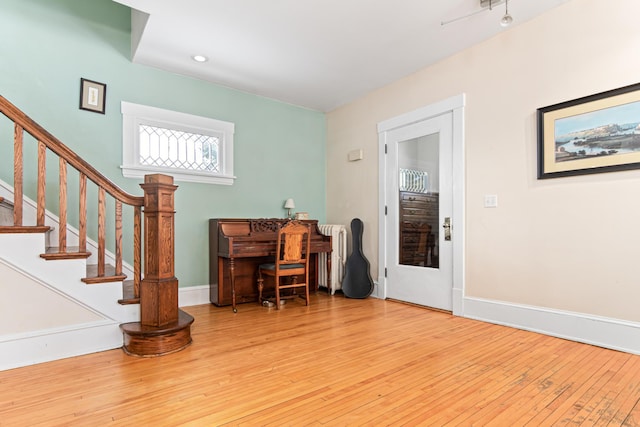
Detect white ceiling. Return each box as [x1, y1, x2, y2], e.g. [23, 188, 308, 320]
[113, 0, 571, 112]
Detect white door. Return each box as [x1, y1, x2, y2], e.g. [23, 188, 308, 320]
[385, 113, 453, 310]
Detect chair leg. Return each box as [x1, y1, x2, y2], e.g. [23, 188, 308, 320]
[304, 281, 310, 306]
[275, 277, 281, 310]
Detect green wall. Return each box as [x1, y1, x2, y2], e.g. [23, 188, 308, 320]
[0, 0, 327, 288]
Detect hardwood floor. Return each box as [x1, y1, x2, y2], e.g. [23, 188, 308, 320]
[2, 294, 640, 426]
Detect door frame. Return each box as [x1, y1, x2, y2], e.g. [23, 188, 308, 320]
[377, 94, 465, 315]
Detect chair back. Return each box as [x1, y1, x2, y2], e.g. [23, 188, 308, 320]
[276, 221, 311, 267]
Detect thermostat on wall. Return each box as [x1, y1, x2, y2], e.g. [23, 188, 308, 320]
[348, 149, 363, 161]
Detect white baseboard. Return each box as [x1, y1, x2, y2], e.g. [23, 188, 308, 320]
[0, 321, 122, 371]
[370, 281, 384, 299]
[452, 287, 463, 316]
[178, 284, 210, 307]
[463, 296, 640, 355]
[0, 285, 210, 372]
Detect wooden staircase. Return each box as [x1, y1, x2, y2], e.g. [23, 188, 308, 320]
[0, 95, 193, 358]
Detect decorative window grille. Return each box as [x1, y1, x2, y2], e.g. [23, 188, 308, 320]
[399, 168, 428, 193]
[121, 102, 235, 185]
[138, 125, 220, 173]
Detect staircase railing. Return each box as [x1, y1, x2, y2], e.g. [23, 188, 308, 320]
[0, 95, 145, 294]
[0, 95, 192, 356]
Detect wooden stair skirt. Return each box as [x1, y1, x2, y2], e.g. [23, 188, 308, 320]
[120, 309, 194, 357]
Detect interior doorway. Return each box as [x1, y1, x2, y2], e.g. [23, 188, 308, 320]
[377, 95, 465, 314]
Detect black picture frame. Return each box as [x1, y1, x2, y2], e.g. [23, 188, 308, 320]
[79, 78, 106, 114]
[537, 82, 640, 179]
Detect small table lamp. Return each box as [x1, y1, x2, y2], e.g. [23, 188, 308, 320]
[284, 198, 295, 218]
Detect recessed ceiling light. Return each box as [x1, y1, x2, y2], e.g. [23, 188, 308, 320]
[192, 55, 208, 63]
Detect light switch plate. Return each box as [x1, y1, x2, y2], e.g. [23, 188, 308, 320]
[484, 194, 498, 208]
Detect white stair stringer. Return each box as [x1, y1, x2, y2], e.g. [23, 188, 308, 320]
[0, 232, 139, 371]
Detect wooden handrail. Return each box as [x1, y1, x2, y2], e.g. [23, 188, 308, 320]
[0, 95, 143, 207]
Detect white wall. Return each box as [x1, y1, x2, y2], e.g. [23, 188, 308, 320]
[0, 261, 103, 335]
[327, 0, 640, 324]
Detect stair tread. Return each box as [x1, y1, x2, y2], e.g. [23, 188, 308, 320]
[82, 264, 127, 284]
[41, 247, 91, 260]
[118, 280, 140, 305]
[0, 225, 51, 233]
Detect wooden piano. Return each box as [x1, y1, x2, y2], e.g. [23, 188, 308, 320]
[209, 218, 332, 307]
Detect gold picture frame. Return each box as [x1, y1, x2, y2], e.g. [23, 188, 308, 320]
[537, 82, 640, 179]
[79, 78, 106, 114]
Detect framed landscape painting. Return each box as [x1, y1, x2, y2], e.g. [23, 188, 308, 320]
[537, 82, 640, 179]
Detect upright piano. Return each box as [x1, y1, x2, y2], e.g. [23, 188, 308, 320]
[209, 218, 332, 307]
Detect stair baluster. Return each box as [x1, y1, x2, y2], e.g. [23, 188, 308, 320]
[37, 141, 46, 226]
[79, 173, 87, 252]
[115, 200, 123, 277]
[13, 124, 23, 226]
[58, 157, 67, 252]
[133, 205, 141, 299]
[97, 187, 105, 277]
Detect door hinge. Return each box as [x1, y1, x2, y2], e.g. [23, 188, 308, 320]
[385, 205, 388, 215]
[385, 267, 387, 277]
[385, 143, 388, 154]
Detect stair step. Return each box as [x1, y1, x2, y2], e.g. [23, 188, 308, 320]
[0, 225, 51, 234]
[40, 247, 91, 260]
[118, 280, 140, 305]
[82, 264, 127, 284]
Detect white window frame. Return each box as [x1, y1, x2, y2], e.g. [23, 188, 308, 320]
[121, 101, 235, 185]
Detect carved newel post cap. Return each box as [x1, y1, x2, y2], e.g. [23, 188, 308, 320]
[144, 174, 175, 185]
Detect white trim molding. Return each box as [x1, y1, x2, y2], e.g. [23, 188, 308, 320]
[121, 101, 236, 185]
[0, 321, 122, 371]
[178, 285, 210, 307]
[463, 296, 640, 355]
[377, 94, 466, 314]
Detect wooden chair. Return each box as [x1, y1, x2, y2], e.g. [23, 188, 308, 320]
[257, 220, 311, 309]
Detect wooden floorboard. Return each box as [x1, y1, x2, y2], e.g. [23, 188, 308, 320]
[1, 294, 640, 426]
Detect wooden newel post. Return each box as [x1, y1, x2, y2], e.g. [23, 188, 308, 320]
[140, 174, 178, 327]
[120, 173, 192, 356]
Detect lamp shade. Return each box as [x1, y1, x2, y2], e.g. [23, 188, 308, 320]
[284, 198, 295, 209]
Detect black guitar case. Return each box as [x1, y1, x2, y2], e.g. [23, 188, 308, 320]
[342, 218, 374, 299]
